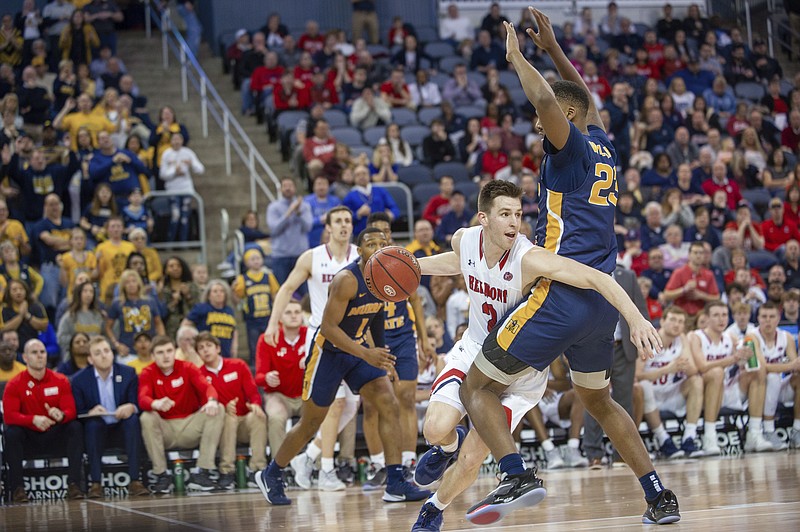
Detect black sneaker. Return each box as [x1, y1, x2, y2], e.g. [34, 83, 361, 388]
[336, 458, 355, 485]
[187, 469, 216, 491]
[362, 466, 387, 491]
[150, 473, 173, 494]
[642, 489, 681, 524]
[216, 472, 235, 490]
[247, 471, 258, 488]
[465, 468, 547, 525]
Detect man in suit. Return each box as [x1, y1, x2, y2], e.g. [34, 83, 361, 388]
[583, 264, 650, 468]
[72, 336, 149, 498]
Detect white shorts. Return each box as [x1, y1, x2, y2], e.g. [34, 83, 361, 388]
[539, 391, 570, 428]
[429, 335, 549, 430]
[765, 373, 796, 417]
[721, 382, 748, 411]
[641, 378, 687, 417]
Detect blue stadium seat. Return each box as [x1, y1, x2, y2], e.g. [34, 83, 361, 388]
[456, 105, 485, 120]
[512, 121, 532, 137]
[330, 127, 363, 147]
[439, 56, 464, 74]
[455, 181, 480, 203]
[424, 41, 456, 63]
[499, 70, 522, 90]
[349, 145, 373, 159]
[429, 71, 451, 89]
[779, 78, 793, 98]
[735, 81, 766, 102]
[433, 161, 470, 183]
[466, 71, 486, 87]
[400, 125, 430, 147]
[509, 88, 529, 108]
[412, 183, 441, 214]
[366, 44, 390, 58]
[276, 110, 308, 134]
[323, 109, 349, 128]
[392, 107, 419, 127]
[374, 182, 414, 239]
[397, 164, 434, 188]
[417, 107, 442, 126]
[634, 22, 651, 37]
[362, 126, 386, 147]
[415, 26, 440, 44]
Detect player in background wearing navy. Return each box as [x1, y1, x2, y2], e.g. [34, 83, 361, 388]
[459, 10, 680, 526]
[256, 228, 430, 505]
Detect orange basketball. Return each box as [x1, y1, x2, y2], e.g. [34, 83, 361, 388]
[364, 246, 421, 303]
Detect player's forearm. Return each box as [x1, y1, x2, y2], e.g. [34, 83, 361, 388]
[418, 252, 460, 276]
[507, 50, 558, 110]
[320, 323, 369, 359]
[266, 284, 297, 329]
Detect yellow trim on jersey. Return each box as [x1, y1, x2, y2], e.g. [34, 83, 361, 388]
[544, 191, 564, 254]
[302, 332, 327, 401]
[496, 280, 552, 350]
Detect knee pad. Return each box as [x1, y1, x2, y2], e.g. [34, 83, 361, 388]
[337, 393, 361, 433]
[639, 380, 657, 414]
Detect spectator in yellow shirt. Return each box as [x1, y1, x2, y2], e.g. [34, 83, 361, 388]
[0, 198, 30, 258]
[0, 340, 25, 382]
[94, 216, 135, 305]
[53, 93, 116, 150]
[58, 227, 97, 296]
[125, 331, 154, 374]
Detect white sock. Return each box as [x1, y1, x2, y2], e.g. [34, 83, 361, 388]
[683, 423, 697, 442]
[749, 417, 763, 435]
[402, 451, 417, 466]
[794, 420, 800, 432]
[429, 491, 449, 511]
[568, 438, 580, 449]
[515, 441, 522, 452]
[764, 419, 775, 433]
[306, 441, 322, 462]
[704, 423, 717, 440]
[321, 457, 334, 473]
[370, 453, 385, 468]
[541, 439, 555, 452]
[653, 424, 669, 445]
[440, 435, 459, 454]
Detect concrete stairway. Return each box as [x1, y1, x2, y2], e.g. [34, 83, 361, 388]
[117, 31, 290, 267]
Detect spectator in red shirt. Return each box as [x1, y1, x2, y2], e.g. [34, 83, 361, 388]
[302, 119, 337, 171]
[663, 241, 720, 315]
[583, 60, 611, 103]
[380, 66, 412, 108]
[293, 51, 318, 88]
[272, 71, 310, 116]
[308, 71, 340, 109]
[256, 300, 307, 455]
[761, 197, 800, 253]
[477, 132, 509, 178]
[139, 335, 224, 493]
[725, 202, 766, 251]
[298, 20, 325, 54]
[250, 51, 284, 113]
[422, 175, 454, 227]
[638, 276, 664, 324]
[2, 339, 84, 503]
[702, 160, 743, 210]
[197, 332, 266, 490]
[782, 110, 800, 155]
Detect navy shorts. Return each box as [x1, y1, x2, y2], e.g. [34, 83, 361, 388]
[492, 280, 617, 374]
[302, 330, 386, 407]
[388, 333, 419, 381]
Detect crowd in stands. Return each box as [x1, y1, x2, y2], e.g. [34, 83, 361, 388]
[2, 0, 800, 502]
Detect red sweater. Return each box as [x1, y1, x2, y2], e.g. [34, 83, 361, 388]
[273, 84, 310, 112]
[2, 369, 76, 431]
[761, 218, 800, 252]
[664, 265, 719, 316]
[422, 195, 451, 227]
[250, 65, 284, 92]
[298, 34, 324, 54]
[199, 358, 261, 417]
[255, 328, 307, 399]
[703, 178, 742, 210]
[303, 136, 337, 163]
[480, 150, 509, 178]
[139, 360, 218, 419]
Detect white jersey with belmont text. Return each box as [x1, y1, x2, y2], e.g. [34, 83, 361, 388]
[753, 328, 790, 364]
[308, 243, 359, 329]
[459, 226, 533, 345]
[695, 329, 737, 387]
[644, 335, 686, 389]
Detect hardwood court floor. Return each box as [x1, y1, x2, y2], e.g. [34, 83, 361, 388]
[3, 452, 799, 532]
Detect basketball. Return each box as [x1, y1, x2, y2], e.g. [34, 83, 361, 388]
[364, 246, 421, 303]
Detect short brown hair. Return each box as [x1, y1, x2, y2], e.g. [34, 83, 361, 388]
[150, 335, 175, 354]
[663, 305, 688, 320]
[88, 336, 111, 352]
[758, 301, 780, 315]
[325, 205, 353, 226]
[730, 302, 752, 315]
[195, 331, 220, 349]
[705, 301, 728, 313]
[477, 180, 522, 213]
[782, 291, 800, 303]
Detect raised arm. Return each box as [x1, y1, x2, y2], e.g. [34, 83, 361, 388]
[502, 20, 570, 150]
[417, 228, 464, 276]
[523, 247, 662, 356]
[263, 250, 313, 346]
[526, 8, 604, 130]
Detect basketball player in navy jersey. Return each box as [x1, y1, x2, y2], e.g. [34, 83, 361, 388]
[459, 10, 681, 526]
[257, 228, 430, 505]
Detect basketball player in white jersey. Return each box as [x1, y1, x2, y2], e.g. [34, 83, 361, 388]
[636, 306, 705, 459]
[753, 303, 799, 449]
[687, 301, 778, 453]
[411, 181, 662, 531]
[263, 205, 360, 490]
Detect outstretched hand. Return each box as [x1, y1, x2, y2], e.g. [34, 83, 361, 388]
[503, 21, 521, 62]
[526, 7, 559, 52]
[631, 317, 663, 360]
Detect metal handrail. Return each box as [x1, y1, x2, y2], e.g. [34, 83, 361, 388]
[145, 2, 280, 210]
[145, 190, 208, 264]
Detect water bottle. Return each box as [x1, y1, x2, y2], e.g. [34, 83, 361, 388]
[173, 460, 185, 494]
[743, 335, 760, 372]
[236, 456, 248, 489]
[357, 457, 369, 484]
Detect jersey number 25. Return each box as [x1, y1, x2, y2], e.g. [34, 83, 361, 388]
[588, 163, 618, 207]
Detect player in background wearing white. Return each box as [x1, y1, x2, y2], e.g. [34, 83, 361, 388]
[636, 306, 705, 459]
[410, 181, 662, 532]
[752, 303, 800, 449]
[263, 206, 360, 491]
[687, 301, 779, 453]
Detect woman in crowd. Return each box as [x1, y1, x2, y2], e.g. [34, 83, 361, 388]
[105, 268, 164, 358]
[183, 279, 237, 357]
[80, 183, 117, 245]
[158, 256, 200, 340]
[57, 282, 104, 355]
[149, 105, 190, 185]
[55, 332, 91, 376]
[59, 10, 99, 66]
[159, 132, 204, 241]
[1, 278, 49, 350]
[382, 123, 413, 167]
[129, 228, 161, 283]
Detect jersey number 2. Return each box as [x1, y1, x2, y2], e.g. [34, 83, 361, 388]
[482, 302, 497, 332]
[588, 163, 618, 207]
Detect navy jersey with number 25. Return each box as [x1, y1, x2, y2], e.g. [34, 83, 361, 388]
[536, 122, 618, 274]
